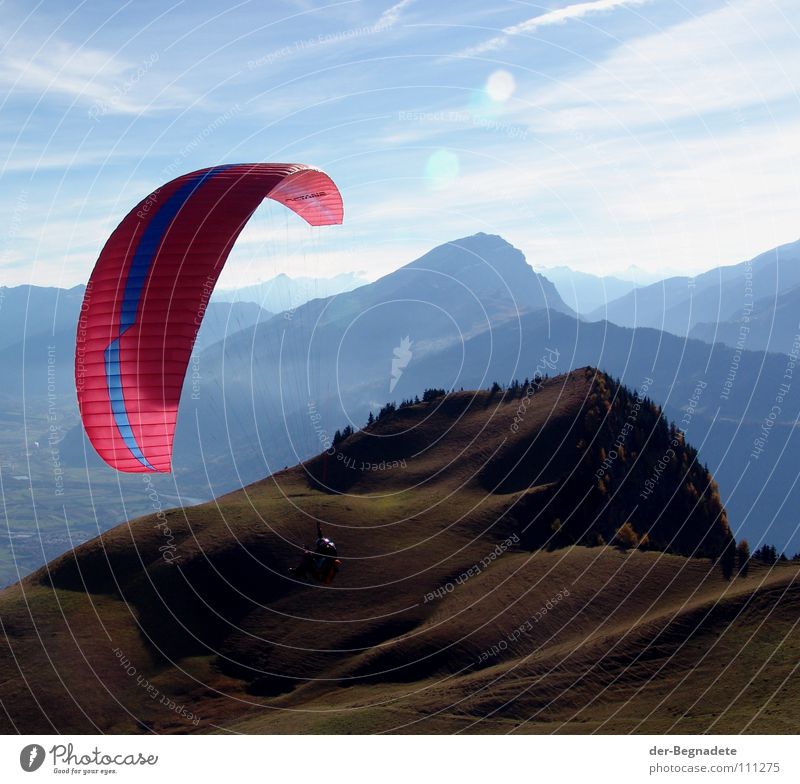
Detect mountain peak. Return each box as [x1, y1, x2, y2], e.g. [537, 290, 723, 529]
[305, 367, 729, 555]
[397, 233, 572, 315]
[406, 233, 522, 270]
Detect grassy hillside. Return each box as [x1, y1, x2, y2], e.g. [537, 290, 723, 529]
[0, 368, 796, 734]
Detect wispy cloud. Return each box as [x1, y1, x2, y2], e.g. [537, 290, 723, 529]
[458, 0, 650, 57]
[0, 37, 187, 115]
[377, 0, 416, 29]
[0, 148, 117, 173]
[525, 0, 800, 132]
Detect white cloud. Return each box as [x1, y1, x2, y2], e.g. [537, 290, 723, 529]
[0, 148, 114, 173]
[0, 37, 184, 115]
[526, 0, 800, 133]
[458, 0, 651, 57]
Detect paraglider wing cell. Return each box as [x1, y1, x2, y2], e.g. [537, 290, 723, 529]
[75, 163, 343, 473]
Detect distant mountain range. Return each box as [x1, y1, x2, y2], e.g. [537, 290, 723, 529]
[587, 239, 800, 336]
[214, 271, 368, 312]
[689, 282, 800, 355]
[537, 266, 636, 314]
[0, 284, 84, 351]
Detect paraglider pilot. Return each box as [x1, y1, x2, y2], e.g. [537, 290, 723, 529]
[291, 522, 340, 584]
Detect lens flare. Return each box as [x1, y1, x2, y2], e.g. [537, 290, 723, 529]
[425, 149, 460, 189]
[485, 69, 515, 102]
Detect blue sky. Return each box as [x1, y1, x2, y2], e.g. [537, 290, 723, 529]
[1, 0, 799, 288]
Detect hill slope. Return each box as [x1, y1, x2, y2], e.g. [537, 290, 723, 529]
[3, 369, 794, 735]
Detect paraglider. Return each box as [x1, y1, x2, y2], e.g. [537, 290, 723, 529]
[74, 163, 343, 473]
[290, 522, 340, 584]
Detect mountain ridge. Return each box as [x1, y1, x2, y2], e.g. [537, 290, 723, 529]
[588, 238, 800, 334]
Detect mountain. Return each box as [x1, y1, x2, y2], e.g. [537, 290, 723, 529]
[214, 271, 368, 312]
[307, 369, 731, 557]
[0, 284, 85, 350]
[538, 266, 636, 314]
[304, 232, 572, 334]
[160, 232, 574, 488]
[689, 283, 800, 355]
[6, 369, 792, 736]
[193, 300, 274, 350]
[394, 308, 800, 554]
[169, 278, 800, 556]
[588, 239, 800, 336]
[616, 264, 682, 285]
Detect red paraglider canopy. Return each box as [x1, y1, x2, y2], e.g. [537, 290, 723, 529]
[75, 163, 343, 473]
